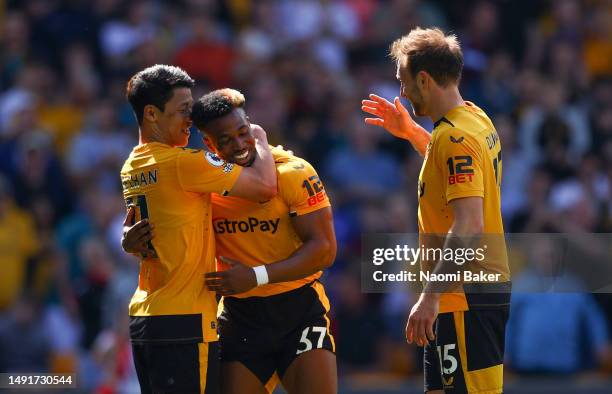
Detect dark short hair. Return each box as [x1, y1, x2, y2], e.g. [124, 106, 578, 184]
[126, 64, 195, 125]
[191, 88, 245, 130]
[391, 27, 463, 86]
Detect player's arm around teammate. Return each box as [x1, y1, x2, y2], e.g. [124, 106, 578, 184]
[125, 88, 338, 394]
[120, 122, 278, 256]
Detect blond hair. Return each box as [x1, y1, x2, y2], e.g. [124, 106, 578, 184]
[215, 88, 245, 108]
[390, 27, 463, 86]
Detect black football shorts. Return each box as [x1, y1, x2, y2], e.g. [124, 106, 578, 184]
[424, 288, 510, 394]
[218, 280, 335, 389]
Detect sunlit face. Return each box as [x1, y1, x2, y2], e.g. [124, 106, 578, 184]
[204, 108, 256, 167]
[397, 60, 426, 117]
[155, 87, 193, 147]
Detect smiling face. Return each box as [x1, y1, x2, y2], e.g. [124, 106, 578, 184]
[154, 87, 193, 147]
[204, 107, 256, 167]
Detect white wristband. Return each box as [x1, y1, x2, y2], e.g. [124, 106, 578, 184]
[253, 265, 269, 286]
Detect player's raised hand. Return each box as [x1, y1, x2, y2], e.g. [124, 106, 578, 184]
[121, 205, 155, 257]
[362, 94, 419, 140]
[204, 256, 258, 296]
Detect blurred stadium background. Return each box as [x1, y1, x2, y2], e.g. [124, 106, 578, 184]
[0, 0, 611, 393]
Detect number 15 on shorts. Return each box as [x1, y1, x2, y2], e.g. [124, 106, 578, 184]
[296, 327, 327, 355]
[437, 343, 458, 375]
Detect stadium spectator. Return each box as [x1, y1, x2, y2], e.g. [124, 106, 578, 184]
[507, 238, 612, 374]
[0, 294, 51, 372]
[0, 175, 39, 311]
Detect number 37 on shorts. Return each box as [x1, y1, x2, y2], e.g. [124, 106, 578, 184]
[296, 326, 331, 355]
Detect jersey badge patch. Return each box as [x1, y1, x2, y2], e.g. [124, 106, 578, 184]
[206, 151, 225, 167]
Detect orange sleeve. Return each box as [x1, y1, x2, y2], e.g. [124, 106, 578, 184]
[278, 159, 331, 217]
[435, 130, 484, 203]
[176, 149, 242, 194]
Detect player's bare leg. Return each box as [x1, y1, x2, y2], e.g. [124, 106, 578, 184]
[220, 362, 268, 394]
[426, 390, 444, 394]
[281, 349, 337, 394]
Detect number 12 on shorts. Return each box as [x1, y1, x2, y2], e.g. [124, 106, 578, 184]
[296, 326, 327, 355]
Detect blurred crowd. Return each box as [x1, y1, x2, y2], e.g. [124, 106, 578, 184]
[0, 0, 611, 392]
